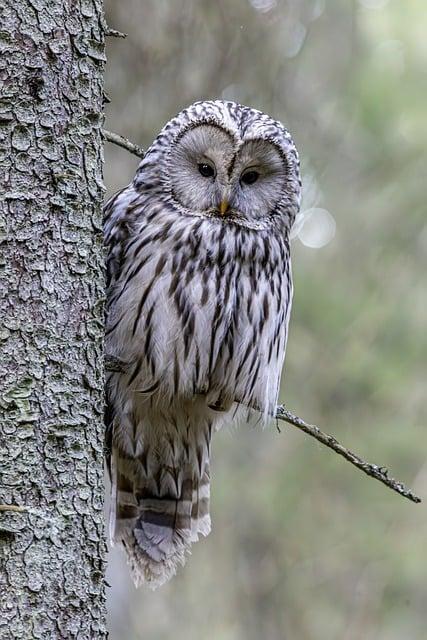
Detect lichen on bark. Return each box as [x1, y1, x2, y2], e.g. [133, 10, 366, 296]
[0, 1, 107, 637]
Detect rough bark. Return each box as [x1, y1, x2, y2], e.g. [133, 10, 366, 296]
[0, 1, 107, 638]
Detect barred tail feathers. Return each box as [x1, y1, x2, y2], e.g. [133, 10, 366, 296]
[109, 425, 212, 589]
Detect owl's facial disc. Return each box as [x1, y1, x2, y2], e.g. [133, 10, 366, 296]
[167, 124, 288, 228]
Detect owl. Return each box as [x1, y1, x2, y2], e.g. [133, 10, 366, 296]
[104, 100, 301, 588]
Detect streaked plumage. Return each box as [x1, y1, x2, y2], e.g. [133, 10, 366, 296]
[104, 100, 301, 588]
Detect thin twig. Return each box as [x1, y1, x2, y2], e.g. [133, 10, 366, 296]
[0, 504, 27, 513]
[103, 129, 145, 159]
[105, 28, 127, 38]
[276, 405, 421, 504]
[104, 353, 421, 504]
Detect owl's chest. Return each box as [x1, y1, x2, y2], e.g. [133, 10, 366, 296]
[125, 218, 285, 322]
[108, 216, 290, 402]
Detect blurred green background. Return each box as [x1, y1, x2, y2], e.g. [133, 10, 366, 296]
[104, 1, 426, 638]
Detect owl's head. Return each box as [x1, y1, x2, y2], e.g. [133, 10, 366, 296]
[136, 100, 301, 232]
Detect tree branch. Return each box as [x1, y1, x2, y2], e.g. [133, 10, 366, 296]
[276, 405, 421, 504]
[105, 28, 127, 38]
[103, 129, 145, 158]
[104, 355, 421, 504]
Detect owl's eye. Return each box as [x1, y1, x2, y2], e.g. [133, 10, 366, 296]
[198, 162, 215, 178]
[241, 170, 260, 185]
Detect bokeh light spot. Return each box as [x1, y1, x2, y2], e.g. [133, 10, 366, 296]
[294, 208, 336, 249]
[249, 0, 277, 14]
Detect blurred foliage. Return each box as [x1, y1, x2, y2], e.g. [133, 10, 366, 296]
[104, 1, 427, 638]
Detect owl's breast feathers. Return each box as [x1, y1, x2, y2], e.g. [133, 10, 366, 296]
[105, 188, 292, 424]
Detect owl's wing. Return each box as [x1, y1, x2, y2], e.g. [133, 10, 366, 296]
[104, 184, 139, 291]
[103, 183, 141, 471]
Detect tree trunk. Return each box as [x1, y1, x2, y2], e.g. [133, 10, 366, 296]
[0, 1, 107, 637]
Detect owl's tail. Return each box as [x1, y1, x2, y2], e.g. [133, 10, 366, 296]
[109, 428, 212, 589]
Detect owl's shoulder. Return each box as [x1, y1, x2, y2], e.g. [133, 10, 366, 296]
[104, 184, 138, 238]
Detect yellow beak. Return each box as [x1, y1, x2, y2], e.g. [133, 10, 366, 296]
[220, 199, 229, 216]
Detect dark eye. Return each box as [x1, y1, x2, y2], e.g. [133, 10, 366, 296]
[198, 162, 215, 178]
[241, 170, 260, 185]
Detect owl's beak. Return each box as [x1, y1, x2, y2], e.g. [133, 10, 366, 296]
[219, 199, 229, 216]
[217, 185, 231, 216]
